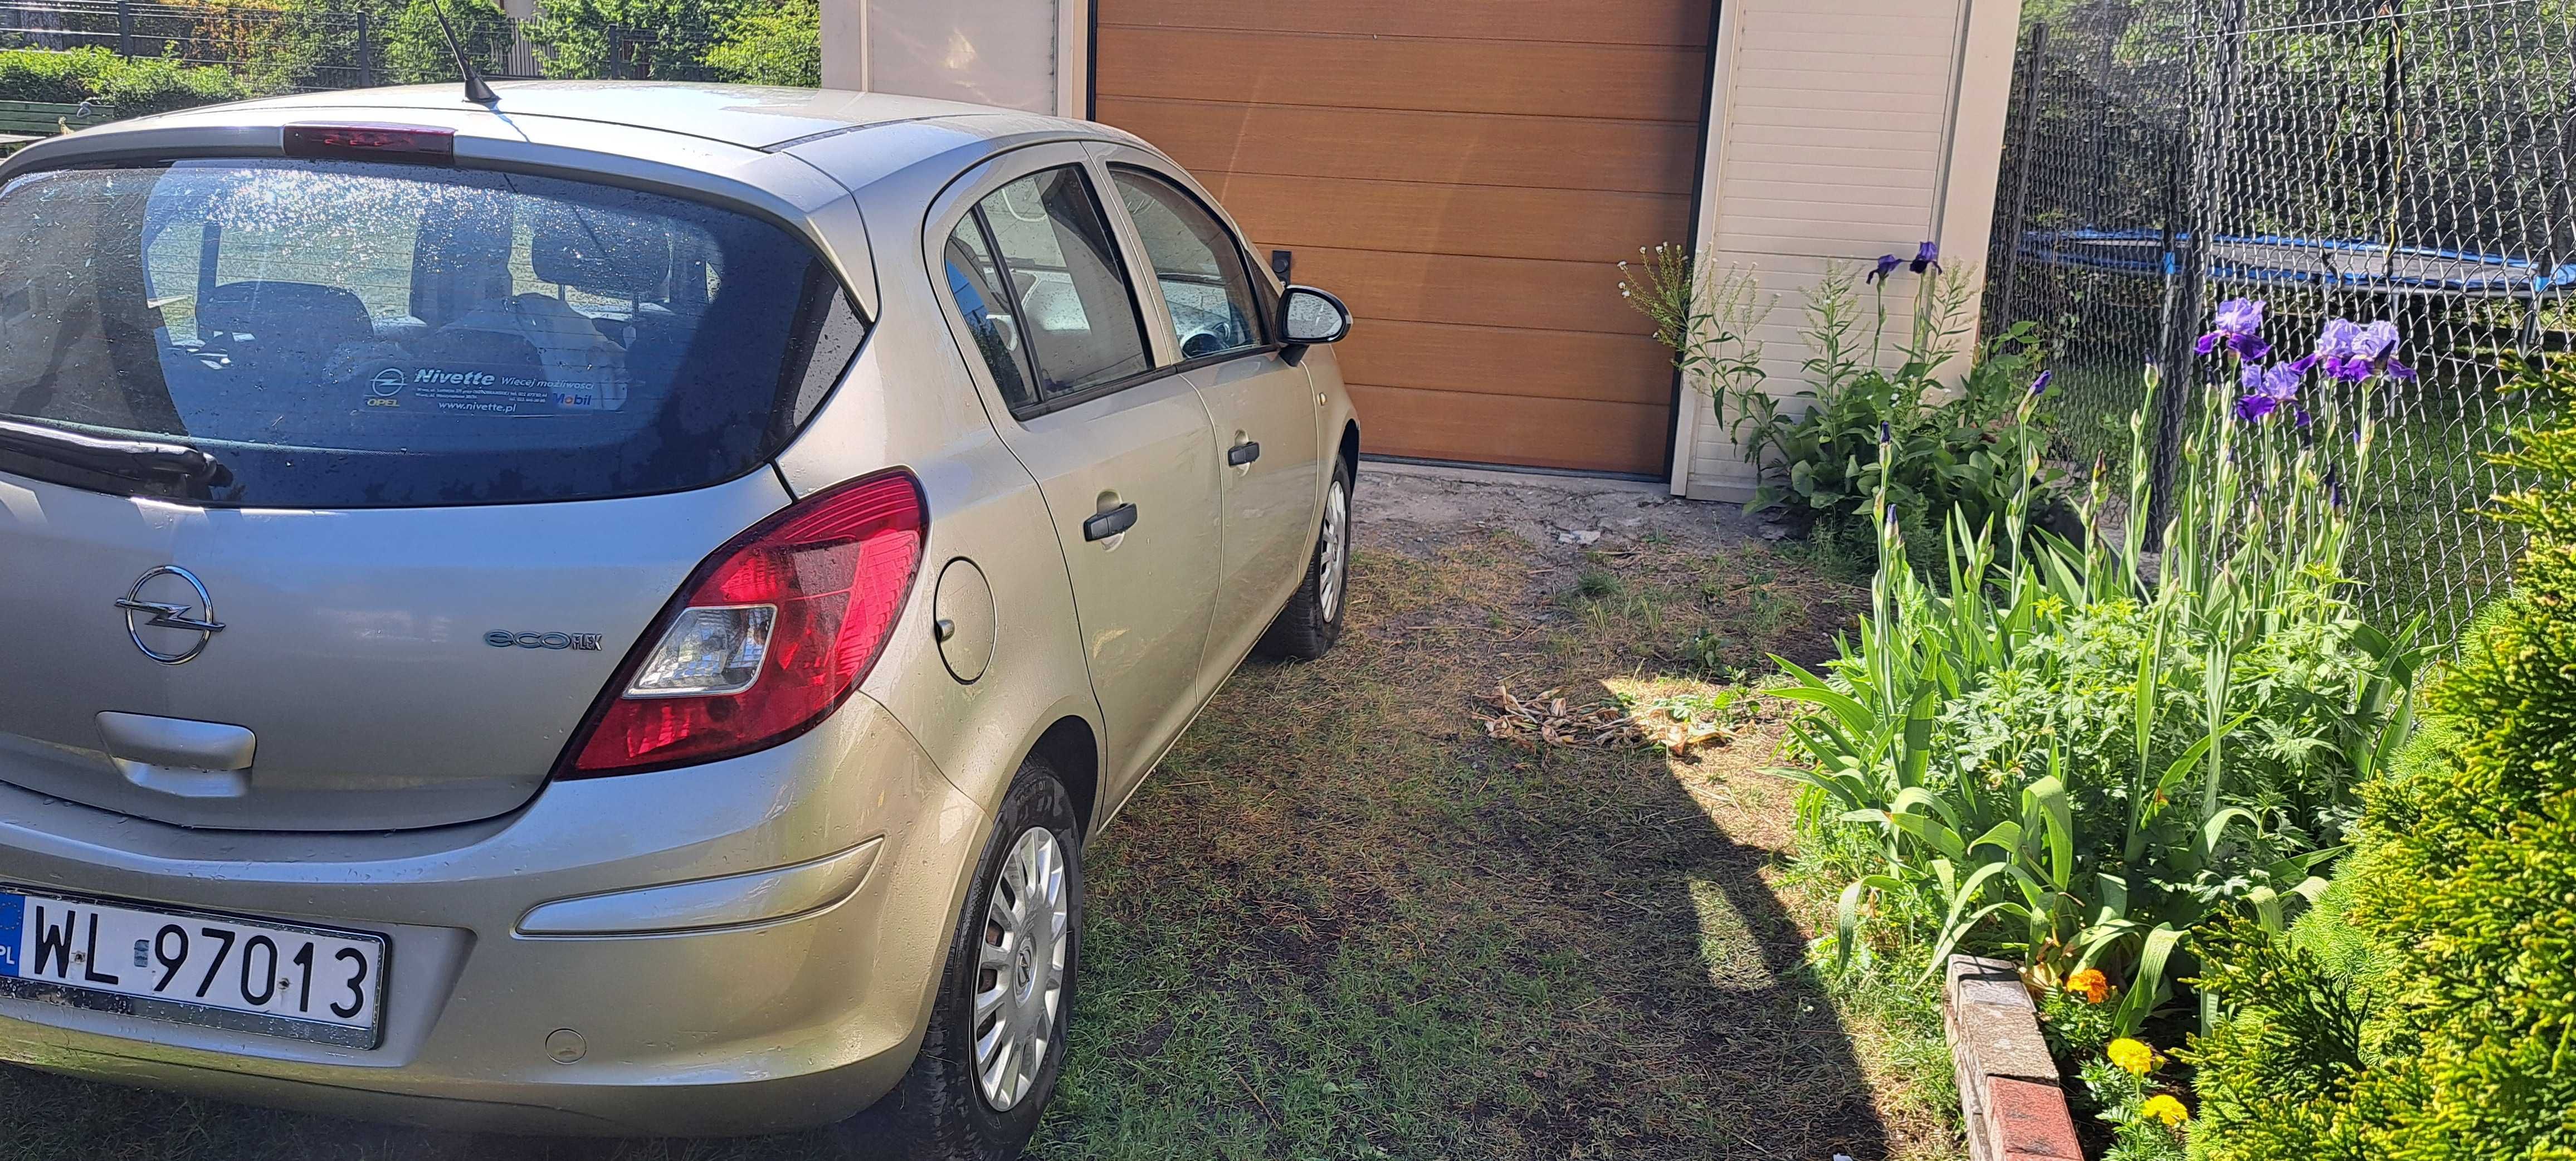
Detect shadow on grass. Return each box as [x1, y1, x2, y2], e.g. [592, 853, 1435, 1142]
[1031, 534, 1935, 1159]
[0, 534, 1942, 1160]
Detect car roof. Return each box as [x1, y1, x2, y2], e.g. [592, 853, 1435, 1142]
[175, 81, 1088, 152]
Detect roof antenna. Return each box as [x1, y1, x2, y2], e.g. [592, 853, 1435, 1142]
[428, 0, 499, 104]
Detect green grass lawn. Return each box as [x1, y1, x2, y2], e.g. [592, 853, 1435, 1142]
[0, 534, 1959, 1161]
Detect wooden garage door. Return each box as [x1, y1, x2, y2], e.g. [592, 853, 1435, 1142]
[1092, 0, 1713, 474]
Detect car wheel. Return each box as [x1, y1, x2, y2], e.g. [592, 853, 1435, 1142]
[1255, 456, 1352, 660]
[837, 758, 1082, 1160]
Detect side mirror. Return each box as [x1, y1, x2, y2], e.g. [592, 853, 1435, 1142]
[1279, 285, 1352, 347]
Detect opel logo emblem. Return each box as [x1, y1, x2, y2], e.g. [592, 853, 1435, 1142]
[115, 565, 226, 665]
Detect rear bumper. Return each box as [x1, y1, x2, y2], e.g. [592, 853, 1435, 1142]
[0, 694, 988, 1136]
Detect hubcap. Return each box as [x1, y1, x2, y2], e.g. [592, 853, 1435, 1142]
[972, 825, 1068, 1113]
[1319, 478, 1348, 620]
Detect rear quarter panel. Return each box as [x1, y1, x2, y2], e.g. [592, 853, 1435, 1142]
[776, 138, 1104, 826]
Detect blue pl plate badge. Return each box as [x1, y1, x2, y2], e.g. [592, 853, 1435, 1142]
[0, 891, 21, 977]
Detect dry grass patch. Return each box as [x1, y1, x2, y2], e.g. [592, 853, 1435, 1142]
[1033, 533, 1960, 1160]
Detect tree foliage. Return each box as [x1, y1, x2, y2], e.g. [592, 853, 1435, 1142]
[704, 0, 818, 87]
[380, 0, 511, 85]
[523, 0, 817, 85]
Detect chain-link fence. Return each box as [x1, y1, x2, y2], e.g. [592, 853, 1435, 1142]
[1984, 0, 2576, 641]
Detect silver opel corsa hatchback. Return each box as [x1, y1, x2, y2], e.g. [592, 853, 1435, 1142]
[0, 81, 1359, 1156]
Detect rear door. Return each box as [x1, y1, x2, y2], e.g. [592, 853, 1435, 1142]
[930, 148, 1220, 798]
[0, 155, 861, 831]
[1095, 155, 1323, 673]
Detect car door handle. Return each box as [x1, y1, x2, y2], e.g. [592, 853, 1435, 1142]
[1083, 503, 1138, 542]
[1227, 441, 1261, 467]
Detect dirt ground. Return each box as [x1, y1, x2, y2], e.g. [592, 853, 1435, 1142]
[1354, 461, 1767, 559]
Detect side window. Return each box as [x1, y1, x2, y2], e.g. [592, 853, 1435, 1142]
[941, 214, 1038, 410]
[973, 167, 1152, 401]
[1111, 168, 1265, 361]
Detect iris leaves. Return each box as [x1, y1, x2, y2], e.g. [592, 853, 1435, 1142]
[1779, 365, 2419, 1036]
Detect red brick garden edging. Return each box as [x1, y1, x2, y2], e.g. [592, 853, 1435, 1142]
[1946, 955, 2084, 1160]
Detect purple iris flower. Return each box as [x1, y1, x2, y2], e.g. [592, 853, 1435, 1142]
[2354, 319, 2416, 380]
[1866, 253, 1904, 284]
[2196, 297, 2272, 362]
[2312, 318, 2415, 382]
[1879, 420, 1892, 445]
[2325, 465, 2345, 510]
[1909, 241, 1941, 275]
[2234, 358, 2305, 423]
[2030, 370, 2053, 397]
[2241, 359, 2305, 403]
[2313, 319, 2367, 382]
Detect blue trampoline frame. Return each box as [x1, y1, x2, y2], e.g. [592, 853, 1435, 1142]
[2017, 228, 2576, 297]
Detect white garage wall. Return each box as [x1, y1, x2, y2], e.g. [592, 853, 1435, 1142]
[818, 0, 1080, 115]
[1671, 0, 2024, 502]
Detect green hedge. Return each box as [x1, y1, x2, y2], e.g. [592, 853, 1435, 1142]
[0, 47, 252, 119]
[2187, 353, 2576, 1159]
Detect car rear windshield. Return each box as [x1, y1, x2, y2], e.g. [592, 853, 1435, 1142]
[0, 159, 863, 508]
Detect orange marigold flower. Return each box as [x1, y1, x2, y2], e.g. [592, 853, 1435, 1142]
[2066, 968, 2111, 1004]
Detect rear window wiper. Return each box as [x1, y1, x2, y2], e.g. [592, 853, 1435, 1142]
[0, 418, 233, 487]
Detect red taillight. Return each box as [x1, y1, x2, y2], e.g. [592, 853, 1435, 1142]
[282, 123, 457, 163]
[562, 471, 926, 778]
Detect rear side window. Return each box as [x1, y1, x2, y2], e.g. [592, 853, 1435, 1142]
[1111, 168, 1265, 361]
[0, 160, 862, 508]
[961, 167, 1151, 405]
[942, 215, 1038, 411]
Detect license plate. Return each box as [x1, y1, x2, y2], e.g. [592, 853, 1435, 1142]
[0, 887, 386, 1048]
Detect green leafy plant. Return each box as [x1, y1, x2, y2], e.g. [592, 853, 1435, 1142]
[0, 46, 115, 104]
[0, 46, 252, 118]
[1775, 302, 2421, 1038]
[2079, 1036, 2192, 1161]
[1618, 243, 2062, 549]
[2038, 967, 2121, 1061]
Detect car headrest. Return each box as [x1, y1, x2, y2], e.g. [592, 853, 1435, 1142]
[529, 208, 672, 297]
[197, 281, 372, 348]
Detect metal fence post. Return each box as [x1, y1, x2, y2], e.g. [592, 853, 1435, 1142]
[357, 12, 373, 87]
[1995, 21, 2050, 329]
[2146, 0, 2248, 547]
[116, 0, 134, 57]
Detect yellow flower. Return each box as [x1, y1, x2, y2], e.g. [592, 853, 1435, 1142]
[2107, 1037, 2158, 1075]
[2066, 968, 2111, 1004]
[2140, 1094, 2189, 1127]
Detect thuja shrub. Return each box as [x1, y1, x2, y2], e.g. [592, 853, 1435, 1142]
[2187, 352, 2576, 1160]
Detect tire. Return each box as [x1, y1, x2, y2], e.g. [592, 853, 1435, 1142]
[1255, 456, 1352, 660]
[837, 758, 1082, 1161]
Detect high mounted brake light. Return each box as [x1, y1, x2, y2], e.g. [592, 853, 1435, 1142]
[558, 471, 928, 779]
[282, 123, 457, 164]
